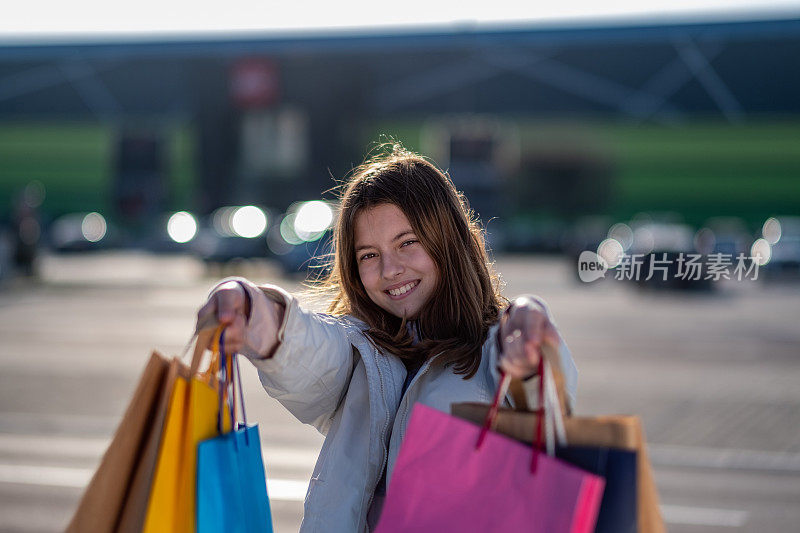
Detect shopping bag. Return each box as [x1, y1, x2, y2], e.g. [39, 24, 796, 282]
[452, 345, 665, 533]
[142, 327, 230, 533]
[197, 346, 273, 533]
[376, 357, 604, 533]
[555, 446, 637, 533]
[66, 351, 170, 533]
[117, 356, 184, 533]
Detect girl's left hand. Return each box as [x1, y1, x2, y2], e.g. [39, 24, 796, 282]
[497, 297, 561, 379]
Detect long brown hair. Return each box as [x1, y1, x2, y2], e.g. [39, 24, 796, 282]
[323, 143, 505, 378]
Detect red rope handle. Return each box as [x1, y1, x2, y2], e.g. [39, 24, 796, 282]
[476, 372, 510, 449]
[531, 355, 545, 473]
[479, 347, 549, 476]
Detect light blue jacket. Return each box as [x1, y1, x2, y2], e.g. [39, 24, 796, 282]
[235, 280, 578, 532]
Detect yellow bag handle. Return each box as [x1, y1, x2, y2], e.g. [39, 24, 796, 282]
[183, 324, 226, 385]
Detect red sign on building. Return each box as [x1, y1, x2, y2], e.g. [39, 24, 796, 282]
[231, 58, 280, 109]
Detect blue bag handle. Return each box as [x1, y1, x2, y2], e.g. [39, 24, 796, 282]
[216, 330, 250, 444]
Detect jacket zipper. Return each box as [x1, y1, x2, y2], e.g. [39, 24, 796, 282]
[397, 361, 434, 444]
[366, 350, 439, 530]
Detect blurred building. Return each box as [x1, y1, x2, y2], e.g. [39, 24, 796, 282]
[1, 15, 799, 231]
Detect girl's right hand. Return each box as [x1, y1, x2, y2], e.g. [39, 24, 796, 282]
[497, 297, 560, 380]
[196, 280, 251, 355]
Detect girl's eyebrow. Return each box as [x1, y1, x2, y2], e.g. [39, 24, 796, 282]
[355, 230, 415, 252]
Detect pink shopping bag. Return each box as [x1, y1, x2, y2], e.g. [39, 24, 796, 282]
[375, 403, 605, 533]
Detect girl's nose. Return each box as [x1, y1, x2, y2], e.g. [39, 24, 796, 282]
[381, 253, 404, 279]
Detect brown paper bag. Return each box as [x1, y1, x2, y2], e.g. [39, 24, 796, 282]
[115, 356, 183, 533]
[451, 403, 664, 533]
[67, 351, 170, 533]
[451, 344, 665, 533]
[67, 327, 223, 533]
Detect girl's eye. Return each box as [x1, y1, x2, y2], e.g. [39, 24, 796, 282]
[359, 252, 377, 261]
[401, 240, 418, 247]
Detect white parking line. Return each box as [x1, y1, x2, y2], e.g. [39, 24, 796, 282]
[0, 463, 754, 520]
[649, 444, 800, 473]
[0, 431, 777, 523]
[5, 431, 797, 474]
[0, 413, 117, 436]
[0, 433, 319, 468]
[0, 463, 309, 501]
[0, 434, 108, 459]
[661, 504, 748, 527]
[0, 464, 91, 489]
[0, 413, 323, 447]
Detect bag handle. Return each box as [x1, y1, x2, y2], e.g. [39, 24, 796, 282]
[214, 330, 251, 442]
[189, 325, 224, 377]
[478, 347, 567, 473]
[506, 343, 570, 416]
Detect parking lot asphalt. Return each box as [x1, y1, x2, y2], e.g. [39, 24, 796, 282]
[0, 252, 798, 532]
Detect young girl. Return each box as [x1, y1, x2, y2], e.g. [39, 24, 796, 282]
[197, 145, 578, 532]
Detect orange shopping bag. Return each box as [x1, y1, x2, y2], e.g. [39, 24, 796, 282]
[142, 326, 230, 533]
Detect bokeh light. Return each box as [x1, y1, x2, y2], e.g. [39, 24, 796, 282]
[81, 212, 107, 242]
[293, 201, 333, 242]
[267, 224, 293, 255]
[762, 217, 782, 245]
[632, 226, 655, 255]
[751, 238, 772, 266]
[212, 206, 236, 237]
[231, 206, 267, 238]
[597, 238, 624, 268]
[23, 181, 46, 208]
[280, 213, 303, 245]
[167, 211, 198, 243]
[608, 222, 634, 251]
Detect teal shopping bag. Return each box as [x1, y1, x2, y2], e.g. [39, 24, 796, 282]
[197, 425, 272, 533]
[196, 335, 273, 533]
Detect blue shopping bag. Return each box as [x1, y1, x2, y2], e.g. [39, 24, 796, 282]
[197, 425, 272, 533]
[196, 335, 273, 533]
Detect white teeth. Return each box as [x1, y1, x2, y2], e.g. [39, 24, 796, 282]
[388, 281, 418, 296]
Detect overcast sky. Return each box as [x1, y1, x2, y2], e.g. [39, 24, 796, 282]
[2, 0, 799, 40]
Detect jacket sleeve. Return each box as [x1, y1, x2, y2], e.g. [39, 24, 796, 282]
[230, 278, 356, 432]
[484, 296, 578, 412]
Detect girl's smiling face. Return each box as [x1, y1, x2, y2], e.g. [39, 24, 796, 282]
[354, 203, 439, 320]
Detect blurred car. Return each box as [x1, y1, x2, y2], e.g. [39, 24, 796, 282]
[600, 213, 712, 291]
[267, 200, 336, 276]
[695, 217, 752, 258]
[274, 230, 334, 277]
[48, 212, 121, 252]
[190, 205, 273, 263]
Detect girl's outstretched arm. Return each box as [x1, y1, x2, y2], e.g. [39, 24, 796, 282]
[199, 277, 356, 433]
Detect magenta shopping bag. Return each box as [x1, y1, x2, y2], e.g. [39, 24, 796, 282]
[375, 403, 605, 533]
